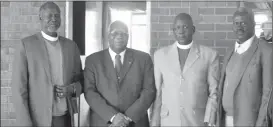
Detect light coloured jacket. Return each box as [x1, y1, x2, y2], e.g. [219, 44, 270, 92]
[150, 42, 220, 126]
[217, 37, 273, 127]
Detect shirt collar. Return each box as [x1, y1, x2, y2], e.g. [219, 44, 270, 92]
[235, 35, 255, 54]
[109, 47, 126, 63]
[176, 41, 193, 49]
[41, 31, 59, 42]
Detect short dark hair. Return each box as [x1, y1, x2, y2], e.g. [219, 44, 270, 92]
[173, 13, 193, 25]
[233, 7, 255, 23]
[39, 2, 60, 15]
[108, 20, 128, 33]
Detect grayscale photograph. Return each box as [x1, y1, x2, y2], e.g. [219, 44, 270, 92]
[0, 0, 272, 127]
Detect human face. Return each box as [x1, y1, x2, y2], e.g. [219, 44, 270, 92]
[40, 7, 61, 36]
[233, 15, 255, 43]
[173, 19, 195, 45]
[108, 27, 128, 54]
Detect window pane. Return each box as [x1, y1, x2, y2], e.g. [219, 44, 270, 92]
[132, 14, 146, 25]
[131, 25, 149, 53]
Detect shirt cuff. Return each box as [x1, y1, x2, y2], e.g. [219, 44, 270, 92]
[125, 116, 132, 122]
[110, 114, 116, 123]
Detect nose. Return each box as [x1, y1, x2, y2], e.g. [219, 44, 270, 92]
[176, 28, 185, 34]
[51, 16, 57, 21]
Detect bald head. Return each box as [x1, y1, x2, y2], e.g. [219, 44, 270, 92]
[233, 7, 255, 23]
[108, 20, 128, 34]
[108, 20, 129, 54]
[173, 13, 193, 26]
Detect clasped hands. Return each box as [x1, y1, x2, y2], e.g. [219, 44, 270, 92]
[205, 122, 216, 127]
[110, 113, 131, 127]
[54, 83, 76, 98]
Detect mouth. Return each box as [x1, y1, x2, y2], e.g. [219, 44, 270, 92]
[236, 30, 245, 35]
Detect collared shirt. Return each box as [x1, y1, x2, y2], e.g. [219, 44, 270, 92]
[109, 47, 126, 66]
[41, 31, 67, 116]
[109, 47, 129, 122]
[176, 41, 193, 49]
[235, 36, 255, 54]
[41, 31, 59, 41]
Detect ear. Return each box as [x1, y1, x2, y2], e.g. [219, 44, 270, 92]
[39, 14, 42, 20]
[192, 26, 195, 33]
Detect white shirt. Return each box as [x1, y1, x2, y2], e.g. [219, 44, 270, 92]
[234, 36, 255, 54]
[176, 41, 193, 49]
[109, 47, 126, 65]
[41, 31, 59, 41]
[109, 47, 130, 122]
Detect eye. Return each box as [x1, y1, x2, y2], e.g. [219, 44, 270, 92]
[183, 26, 189, 29]
[111, 31, 128, 36]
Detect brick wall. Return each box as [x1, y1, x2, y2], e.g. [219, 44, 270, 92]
[0, 2, 66, 126]
[150, 1, 239, 64]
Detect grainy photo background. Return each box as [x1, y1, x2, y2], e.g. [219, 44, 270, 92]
[1, 1, 272, 126]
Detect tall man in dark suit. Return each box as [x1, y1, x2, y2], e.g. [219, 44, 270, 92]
[217, 7, 273, 127]
[84, 20, 156, 127]
[11, 2, 82, 127]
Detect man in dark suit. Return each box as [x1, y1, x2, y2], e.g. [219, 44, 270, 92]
[217, 7, 273, 127]
[11, 2, 82, 127]
[83, 20, 156, 127]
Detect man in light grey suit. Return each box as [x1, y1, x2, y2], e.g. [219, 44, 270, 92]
[11, 2, 82, 127]
[150, 13, 220, 126]
[217, 7, 273, 127]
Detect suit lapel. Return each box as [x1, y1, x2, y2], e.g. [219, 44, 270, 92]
[182, 43, 200, 74]
[103, 49, 118, 83]
[119, 49, 134, 82]
[219, 47, 234, 95]
[168, 43, 182, 77]
[36, 32, 52, 84]
[233, 37, 259, 90]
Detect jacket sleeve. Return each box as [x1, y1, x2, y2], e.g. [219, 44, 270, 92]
[124, 54, 156, 123]
[204, 51, 220, 125]
[72, 42, 83, 97]
[256, 43, 273, 126]
[149, 51, 163, 126]
[11, 40, 33, 126]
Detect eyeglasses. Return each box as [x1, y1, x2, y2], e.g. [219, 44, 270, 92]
[233, 22, 247, 26]
[110, 31, 128, 37]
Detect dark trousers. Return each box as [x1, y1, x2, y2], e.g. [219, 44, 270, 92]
[51, 113, 71, 127]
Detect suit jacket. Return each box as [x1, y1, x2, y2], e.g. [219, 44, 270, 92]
[11, 32, 83, 126]
[150, 42, 220, 126]
[268, 87, 273, 127]
[83, 48, 156, 127]
[217, 37, 273, 126]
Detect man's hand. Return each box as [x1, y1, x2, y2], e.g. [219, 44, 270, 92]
[205, 122, 215, 127]
[55, 83, 75, 98]
[111, 113, 130, 127]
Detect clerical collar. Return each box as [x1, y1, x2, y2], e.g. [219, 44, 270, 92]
[176, 41, 193, 49]
[41, 31, 59, 41]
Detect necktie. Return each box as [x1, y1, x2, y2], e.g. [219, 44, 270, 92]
[115, 54, 122, 75]
[236, 44, 241, 53]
